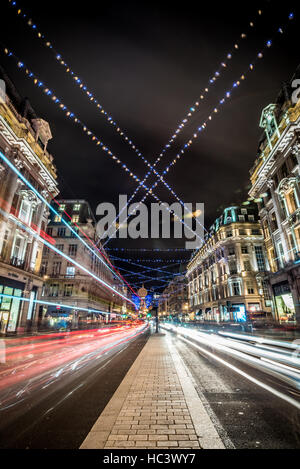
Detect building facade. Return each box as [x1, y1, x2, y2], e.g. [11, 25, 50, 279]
[249, 66, 300, 324]
[0, 67, 59, 334]
[186, 205, 272, 323]
[158, 275, 188, 321]
[40, 199, 127, 329]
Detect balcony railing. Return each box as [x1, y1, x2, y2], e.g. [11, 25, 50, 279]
[10, 256, 26, 270]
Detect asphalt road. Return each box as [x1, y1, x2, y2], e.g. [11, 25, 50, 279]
[169, 331, 300, 449]
[0, 327, 150, 449]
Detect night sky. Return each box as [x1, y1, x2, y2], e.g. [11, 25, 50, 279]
[1, 0, 299, 290]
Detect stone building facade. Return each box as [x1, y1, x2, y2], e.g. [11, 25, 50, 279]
[158, 275, 188, 321]
[40, 199, 128, 329]
[186, 205, 272, 323]
[0, 66, 58, 334]
[249, 65, 300, 324]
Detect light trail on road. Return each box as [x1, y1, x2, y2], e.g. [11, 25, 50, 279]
[162, 323, 300, 410]
[0, 322, 148, 411]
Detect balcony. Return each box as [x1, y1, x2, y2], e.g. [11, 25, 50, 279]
[10, 256, 26, 270]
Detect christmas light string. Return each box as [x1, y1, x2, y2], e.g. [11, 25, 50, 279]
[157, 8, 267, 160]
[0, 46, 207, 248]
[6, 0, 147, 163]
[6, 0, 264, 211]
[103, 11, 295, 245]
[5, 0, 211, 240]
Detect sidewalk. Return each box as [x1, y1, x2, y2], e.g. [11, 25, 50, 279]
[80, 332, 224, 449]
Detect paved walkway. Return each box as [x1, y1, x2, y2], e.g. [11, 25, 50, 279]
[80, 332, 224, 449]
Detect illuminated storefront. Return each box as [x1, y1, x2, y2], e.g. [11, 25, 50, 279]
[273, 282, 296, 323]
[0, 278, 24, 334]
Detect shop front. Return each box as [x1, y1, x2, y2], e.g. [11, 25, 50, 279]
[231, 303, 247, 323]
[0, 277, 25, 334]
[273, 282, 296, 323]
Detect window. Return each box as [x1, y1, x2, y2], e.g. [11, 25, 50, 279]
[11, 235, 25, 261]
[239, 229, 246, 235]
[59, 204, 66, 211]
[255, 245, 266, 271]
[40, 261, 48, 275]
[287, 190, 298, 214]
[251, 229, 261, 235]
[247, 283, 255, 295]
[68, 244, 78, 256]
[66, 266, 75, 278]
[54, 215, 62, 223]
[238, 215, 245, 222]
[228, 247, 235, 255]
[49, 284, 59, 297]
[226, 231, 233, 237]
[72, 215, 79, 223]
[281, 162, 288, 178]
[1, 230, 9, 258]
[57, 228, 66, 237]
[19, 199, 31, 224]
[270, 212, 278, 232]
[248, 215, 255, 222]
[244, 260, 251, 271]
[232, 282, 240, 296]
[56, 244, 64, 253]
[64, 284, 73, 297]
[52, 261, 61, 276]
[241, 209, 247, 215]
[73, 204, 81, 211]
[241, 246, 248, 254]
[46, 227, 53, 236]
[229, 261, 237, 275]
[262, 280, 271, 301]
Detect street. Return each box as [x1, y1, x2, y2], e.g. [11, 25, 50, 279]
[0, 324, 299, 449]
[0, 324, 149, 449]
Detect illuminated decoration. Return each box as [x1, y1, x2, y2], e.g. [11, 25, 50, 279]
[7, 0, 266, 171]
[0, 293, 114, 315]
[102, 11, 294, 245]
[1, 47, 206, 248]
[137, 286, 148, 298]
[0, 156, 135, 306]
[7, 0, 146, 161]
